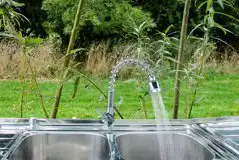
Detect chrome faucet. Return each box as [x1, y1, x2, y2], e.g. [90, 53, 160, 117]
[102, 59, 161, 127]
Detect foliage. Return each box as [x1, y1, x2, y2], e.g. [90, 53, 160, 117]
[130, 0, 185, 32]
[3, 0, 236, 51]
[0, 0, 28, 33]
[183, 0, 238, 118]
[0, 31, 49, 117]
[15, 0, 47, 37]
[126, 21, 179, 71]
[42, 0, 154, 45]
[131, 0, 239, 50]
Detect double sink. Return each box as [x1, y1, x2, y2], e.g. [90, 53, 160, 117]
[1, 118, 239, 160]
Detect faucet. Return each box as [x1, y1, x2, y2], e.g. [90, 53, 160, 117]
[102, 59, 161, 127]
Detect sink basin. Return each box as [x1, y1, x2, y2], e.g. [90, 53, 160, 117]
[116, 132, 215, 160]
[8, 132, 110, 160]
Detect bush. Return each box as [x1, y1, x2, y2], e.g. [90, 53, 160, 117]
[42, 0, 154, 46]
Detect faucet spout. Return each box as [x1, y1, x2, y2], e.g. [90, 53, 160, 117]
[149, 77, 161, 93]
[103, 58, 161, 127]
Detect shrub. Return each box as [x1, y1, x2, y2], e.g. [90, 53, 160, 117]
[42, 0, 154, 46]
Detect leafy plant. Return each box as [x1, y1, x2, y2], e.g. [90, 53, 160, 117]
[150, 25, 179, 70]
[42, 0, 153, 45]
[184, 0, 238, 118]
[127, 20, 178, 72]
[127, 20, 153, 58]
[0, 0, 28, 32]
[0, 0, 49, 118]
[0, 32, 49, 118]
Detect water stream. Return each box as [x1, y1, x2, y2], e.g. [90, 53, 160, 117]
[151, 92, 168, 120]
[151, 91, 175, 160]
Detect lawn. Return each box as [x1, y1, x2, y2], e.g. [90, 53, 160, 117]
[0, 73, 238, 120]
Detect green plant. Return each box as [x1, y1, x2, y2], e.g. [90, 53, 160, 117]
[131, 0, 239, 50]
[51, 0, 124, 118]
[0, 32, 49, 118]
[0, 0, 49, 118]
[135, 80, 148, 119]
[18, 33, 49, 118]
[150, 25, 179, 72]
[0, 0, 28, 32]
[42, 0, 153, 47]
[127, 20, 178, 73]
[184, 0, 238, 118]
[127, 20, 153, 59]
[52, 0, 85, 118]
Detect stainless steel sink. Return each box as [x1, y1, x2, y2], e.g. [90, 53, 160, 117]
[116, 132, 214, 160]
[8, 132, 110, 160]
[0, 118, 239, 160]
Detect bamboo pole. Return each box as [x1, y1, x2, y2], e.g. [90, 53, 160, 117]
[52, 0, 85, 118]
[173, 0, 191, 119]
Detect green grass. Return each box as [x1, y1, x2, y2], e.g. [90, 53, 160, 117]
[0, 73, 238, 120]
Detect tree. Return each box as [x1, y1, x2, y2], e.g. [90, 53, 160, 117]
[42, 0, 154, 46]
[15, 0, 47, 37]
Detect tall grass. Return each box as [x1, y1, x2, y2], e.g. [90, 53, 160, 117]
[206, 52, 239, 73]
[85, 42, 114, 77]
[0, 40, 60, 79]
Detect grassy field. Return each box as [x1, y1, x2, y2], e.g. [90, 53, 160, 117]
[0, 73, 238, 120]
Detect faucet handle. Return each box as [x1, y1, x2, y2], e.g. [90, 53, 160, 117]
[96, 108, 115, 126]
[101, 112, 115, 126]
